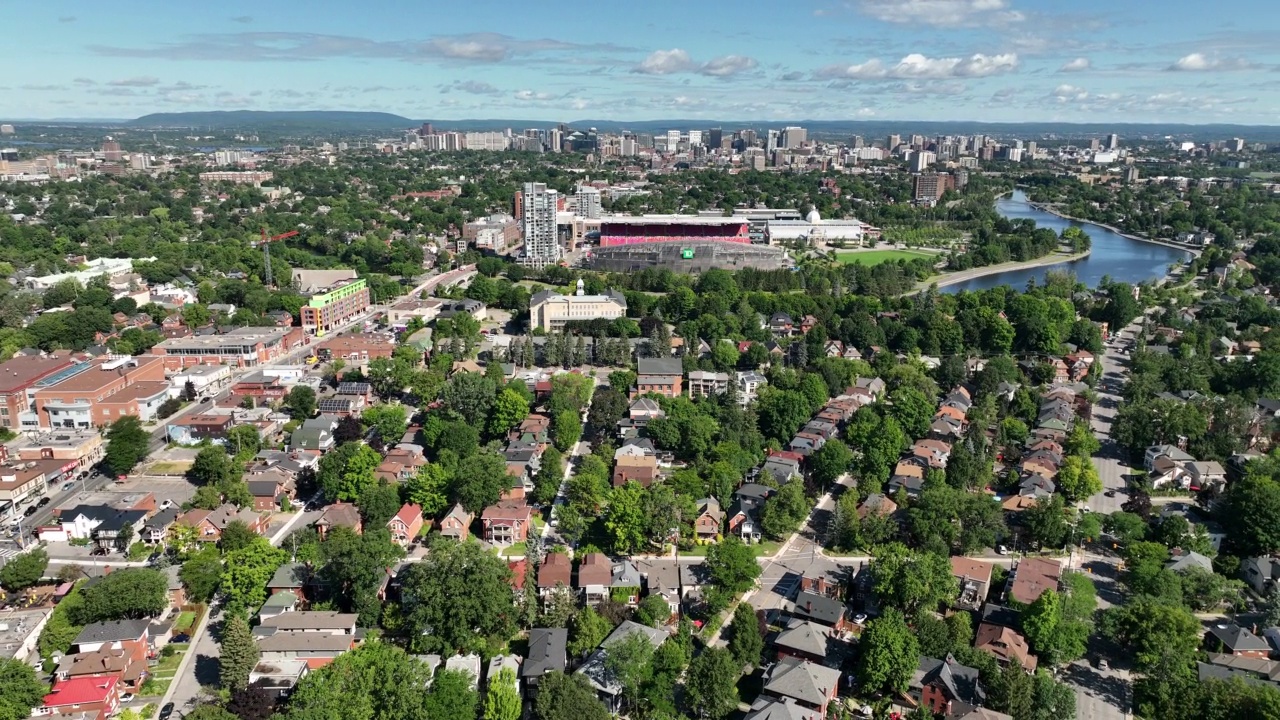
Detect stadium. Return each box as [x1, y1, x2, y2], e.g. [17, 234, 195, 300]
[587, 215, 790, 273]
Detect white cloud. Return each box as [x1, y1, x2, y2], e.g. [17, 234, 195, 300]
[818, 52, 1018, 79]
[1050, 84, 1089, 102]
[634, 48, 759, 77]
[1168, 52, 1252, 71]
[857, 0, 1024, 27]
[1059, 57, 1090, 72]
[108, 76, 161, 87]
[635, 49, 696, 74]
[514, 89, 555, 101]
[700, 55, 759, 77]
[444, 80, 500, 95]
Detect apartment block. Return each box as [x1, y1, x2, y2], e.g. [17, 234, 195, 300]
[301, 279, 370, 335]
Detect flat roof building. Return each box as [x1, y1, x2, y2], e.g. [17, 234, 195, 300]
[151, 327, 305, 371]
[529, 284, 626, 333]
[316, 333, 396, 365]
[301, 279, 370, 336]
[31, 356, 170, 430]
[0, 355, 78, 428]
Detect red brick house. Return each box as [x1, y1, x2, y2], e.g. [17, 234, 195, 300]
[39, 675, 121, 720]
[694, 498, 723, 541]
[480, 500, 533, 546]
[175, 504, 269, 542]
[538, 551, 573, 599]
[439, 503, 472, 541]
[613, 454, 659, 487]
[387, 504, 425, 547]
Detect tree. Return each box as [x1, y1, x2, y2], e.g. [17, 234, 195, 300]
[425, 668, 479, 720]
[889, 386, 934, 439]
[483, 667, 521, 720]
[587, 386, 628, 436]
[404, 463, 451, 517]
[316, 442, 381, 503]
[1219, 473, 1280, 556]
[568, 606, 612, 658]
[1022, 494, 1071, 549]
[532, 446, 564, 506]
[0, 657, 46, 720]
[225, 685, 277, 720]
[684, 646, 740, 720]
[441, 371, 498, 426]
[104, 416, 150, 476]
[219, 615, 259, 692]
[603, 482, 648, 555]
[189, 445, 235, 487]
[218, 521, 257, 554]
[856, 609, 920, 696]
[727, 603, 764, 668]
[180, 546, 223, 603]
[357, 482, 402, 527]
[362, 404, 409, 444]
[226, 425, 261, 459]
[533, 671, 610, 720]
[333, 414, 363, 444]
[0, 548, 47, 591]
[1101, 596, 1202, 672]
[284, 385, 317, 418]
[489, 387, 530, 439]
[399, 539, 515, 654]
[552, 410, 582, 452]
[705, 536, 761, 594]
[451, 451, 512, 513]
[282, 641, 430, 720]
[809, 438, 853, 487]
[219, 539, 288, 617]
[320, 527, 405, 627]
[634, 594, 672, 627]
[1055, 455, 1102, 501]
[76, 568, 167, 622]
[870, 544, 958, 616]
[604, 632, 654, 714]
[759, 481, 809, 540]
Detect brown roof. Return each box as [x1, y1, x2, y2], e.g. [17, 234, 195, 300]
[316, 502, 361, 530]
[950, 557, 993, 586]
[576, 552, 612, 587]
[0, 355, 75, 393]
[976, 622, 1038, 672]
[893, 461, 925, 479]
[37, 356, 164, 393]
[538, 551, 572, 589]
[1008, 557, 1061, 605]
[481, 500, 533, 524]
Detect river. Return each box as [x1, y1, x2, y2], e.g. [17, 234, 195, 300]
[941, 190, 1190, 293]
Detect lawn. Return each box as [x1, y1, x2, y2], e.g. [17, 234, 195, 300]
[836, 249, 938, 265]
[500, 542, 528, 557]
[143, 461, 191, 475]
[677, 539, 782, 558]
[173, 612, 197, 634]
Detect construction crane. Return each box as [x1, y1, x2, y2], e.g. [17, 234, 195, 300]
[257, 228, 299, 288]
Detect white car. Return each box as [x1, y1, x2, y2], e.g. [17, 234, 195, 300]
[852, 613, 868, 625]
[997, 544, 1011, 555]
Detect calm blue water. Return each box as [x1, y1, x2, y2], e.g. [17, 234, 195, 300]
[941, 190, 1190, 293]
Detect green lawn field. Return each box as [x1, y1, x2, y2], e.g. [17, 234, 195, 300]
[836, 249, 939, 265]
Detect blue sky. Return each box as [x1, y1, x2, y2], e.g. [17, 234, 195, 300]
[5, 0, 1280, 124]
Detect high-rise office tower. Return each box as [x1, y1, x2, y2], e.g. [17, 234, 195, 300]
[707, 128, 723, 150]
[767, 130, 780, 153]
[782, 126, 806, 149]
[1107, 133, 1119, 150]
[521, 183, 561, 268]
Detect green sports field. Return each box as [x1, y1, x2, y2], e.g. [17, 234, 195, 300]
[836, 249, 939, 265]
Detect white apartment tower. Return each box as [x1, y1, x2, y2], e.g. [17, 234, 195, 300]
[521, 183, 561, 269]
[782, 126, 806, 149]
[575, 185, 602, 219]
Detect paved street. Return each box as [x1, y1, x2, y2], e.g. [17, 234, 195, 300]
[1085, 320, 1142, 516]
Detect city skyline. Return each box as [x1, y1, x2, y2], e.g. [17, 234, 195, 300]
[6, 0, 1280, 124]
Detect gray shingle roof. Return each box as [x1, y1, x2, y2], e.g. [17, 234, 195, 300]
[74, 618, 151, 646]
[763, 656, 841, 707]
[523, 628, 567, 680]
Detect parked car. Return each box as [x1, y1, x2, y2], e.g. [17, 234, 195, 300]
[120, 693, 135, 703]
[36, 497, 51, 508]
[22, 506, 36, 517]
[90, 546, 109, 556]
[158, 704, 175, 720]
[61, 481, 76, 491]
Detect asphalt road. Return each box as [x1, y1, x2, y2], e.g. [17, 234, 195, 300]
[1084, 320, 1142, 516]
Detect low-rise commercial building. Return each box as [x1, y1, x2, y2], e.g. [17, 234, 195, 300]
[31, 356, 170, 429]
[169, 364, 232, 396]
[0, 355, 78, 428]
[8, 429, 104, 475]
[316, 333, 396, 365]
[151, 327, 306, 371]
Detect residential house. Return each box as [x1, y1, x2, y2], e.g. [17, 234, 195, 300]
[1144, 444, 1195, 472]
[438, 503, 472, 541]
[510, 414, 551, 445]
[480, 500, 533, 546]
[1006, 557, 1061, 606]
[255, 611, 358, 637]
[613, 454, 659, 487]
[576, 621, 669, 712]
[387, 504, 425, 547]
[610, 559, 643, 607]
[855, 377, 886, 400]
[1186, 461, 1228, 492]
[538, 551, 574, 600]
[763, 453, 803, 484]
[314, 502, 362, 540]
[577, 552, 613, 606]
[73, 618, 151, 658]
[1197, 654, 1280, 691]
[761, 656, 841, 716]
[792, 591, 849, 631]
[267, 563, 313, 604]
[951, 557, 993, 611]
[176, 503, 268, 543]
[694, 498, 724, 541]
[1242, 556, 1280, 594]
[1207, 624, 1272, 659]
[247, 469, 295, 512]
[633, 358, 684, 398]
[976, 623, 1038, 672]
[773, 619, 834, 664]
[523, 628, 568, 697]
[769, 313, 795, 335]
[140, 506, 179, 544]
[56, 644, 149, 694]
[910, 655, 986, 718]
[857, 493, 897, 520]
[38, 675, 121, 719]
[687, 370, 730, 399]
[635, 558, 686, 617]
[1166, 550, 1215, 574]
[744, 698, 823, 720]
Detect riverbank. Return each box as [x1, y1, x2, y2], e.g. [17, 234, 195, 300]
[907, 249, 1092, 294]
[1028, 202, 1200, 257]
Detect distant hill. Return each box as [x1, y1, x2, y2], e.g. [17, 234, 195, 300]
[128, 110, 416, 131]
